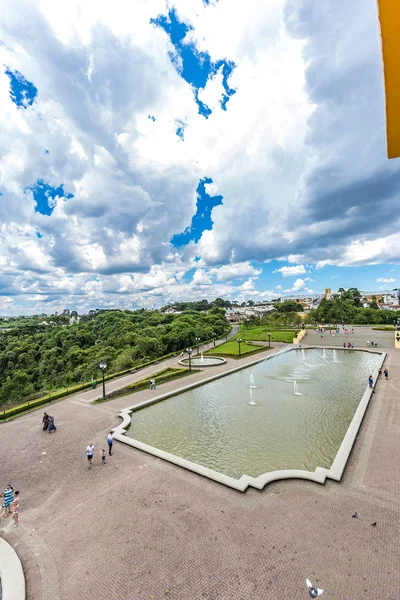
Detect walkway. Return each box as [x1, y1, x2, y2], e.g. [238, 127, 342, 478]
[306, 325, 394, 348]
[0, 335, 399, 599]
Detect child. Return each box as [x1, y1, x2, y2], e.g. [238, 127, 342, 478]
[12, 491, 19, 528]
[101, 450, 106, 465]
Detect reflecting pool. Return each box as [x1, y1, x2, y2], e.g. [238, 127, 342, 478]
[125, 349, 381, 480]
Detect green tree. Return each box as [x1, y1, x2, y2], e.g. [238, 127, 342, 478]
[276, 300, 302, 313]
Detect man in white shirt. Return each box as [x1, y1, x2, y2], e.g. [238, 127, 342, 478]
[107, 432, 113, 456]
[86, 443, 94, 469]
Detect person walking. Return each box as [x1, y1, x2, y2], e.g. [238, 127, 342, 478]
[0, 485, 14, 517]
[378, 368, 382, 377]
[86, 443, 95, 469]
[368, 375, 374, 388]
[47, 415, 57, 432]
[101, 450, 106, 465]
[11, 491, 20, 528]
[150, 378, 156, 390]
[384, 368, 389, 380]
[107, 431, 113, 456]
[42, 412, 50, 431]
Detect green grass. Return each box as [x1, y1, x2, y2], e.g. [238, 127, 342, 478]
[238, 326, 297, 343]
[92, 367, 197, 403]
[372, 325, 395, 330]
[207, 340, 264, 357]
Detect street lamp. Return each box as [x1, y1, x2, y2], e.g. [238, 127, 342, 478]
[195, 337, 201, 355]
[236, 337, 242, 356]
[186, 347, 192, 371]
[99, 361, 107, 399]
[213, 332, 217, 347]
[267, 332, 271, 348]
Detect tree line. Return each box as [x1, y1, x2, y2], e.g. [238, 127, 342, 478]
[0, 308, 228, 406]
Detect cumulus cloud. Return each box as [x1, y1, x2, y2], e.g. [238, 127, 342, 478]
[376, 277, 396, 283]
[273, 264, 306, 277]
[284, 278, 313, 293]
[208, 261, 261, 281]
[0, 0, 398, 314]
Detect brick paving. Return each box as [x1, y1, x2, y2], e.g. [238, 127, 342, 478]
[0, 330, 399, 600]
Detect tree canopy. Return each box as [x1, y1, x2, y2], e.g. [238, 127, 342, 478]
[0, 308, 228, 406]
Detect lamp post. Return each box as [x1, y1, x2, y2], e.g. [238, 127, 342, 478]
[186, 347, 192, 371]
[195, 337, 201, 355]
[99, 361, 107, 399]
[213, 332, 216, 347]
[236, 337, 242, 356]
[267, 332, 271, 348]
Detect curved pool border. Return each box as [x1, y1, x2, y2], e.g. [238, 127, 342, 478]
[0, 536, 25, 600]
[112, 347, 386, 492]
[178, 356, 226, 367]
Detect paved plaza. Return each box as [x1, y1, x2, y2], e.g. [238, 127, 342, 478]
[0, 328, 399, 599]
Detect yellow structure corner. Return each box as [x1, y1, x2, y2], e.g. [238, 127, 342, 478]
[377, 0, 400, 158]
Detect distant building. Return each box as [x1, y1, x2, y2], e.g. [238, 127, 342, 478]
[279, 294, 324, 310]
[361, 290, 399, 307]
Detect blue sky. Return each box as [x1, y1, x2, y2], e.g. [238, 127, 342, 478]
[0, 0, 399, 315]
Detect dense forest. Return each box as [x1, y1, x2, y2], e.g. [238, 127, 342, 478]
[0, 308, 228, 405]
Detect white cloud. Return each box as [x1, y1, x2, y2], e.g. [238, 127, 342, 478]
[208, 262, 261, 281]
[0, 0, 399, 314]
[273, 264, 307, 277]
[376, 277, 396, 283]
[284, 278, 313, 293]
[191, 269, 212, 285]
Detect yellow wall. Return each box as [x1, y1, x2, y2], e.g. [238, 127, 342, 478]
[377, 0, 400, 158]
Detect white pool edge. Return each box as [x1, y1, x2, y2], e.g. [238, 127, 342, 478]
[113, 347, 386, 492]
[0, 536, 25, 600]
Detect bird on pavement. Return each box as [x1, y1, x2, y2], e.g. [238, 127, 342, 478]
[306, 578, 323, 597]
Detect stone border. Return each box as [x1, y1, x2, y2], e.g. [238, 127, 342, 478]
[113, 347, 386, 492]
[178, 357, 226, 367]
[0, 536, 25, 600]
[293, 329, 307, 344]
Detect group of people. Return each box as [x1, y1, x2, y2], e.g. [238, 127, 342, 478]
[368, 367, 389, 388]
[86, 432, 114, 469]
[0, 484, 20, 527]
[42, 412, 57, 432]
[343, 342, 354, 349]
[366, 340, 378, 347]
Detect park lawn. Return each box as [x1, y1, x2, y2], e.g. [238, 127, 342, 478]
[207, 340, 262, 356]
[238, 326, 296, 343]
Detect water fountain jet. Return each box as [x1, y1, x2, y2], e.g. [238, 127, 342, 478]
[293, 380, 303, 396]
[249, 387, 256, 406]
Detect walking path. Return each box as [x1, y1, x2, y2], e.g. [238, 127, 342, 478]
[1, 331, 399, 599]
